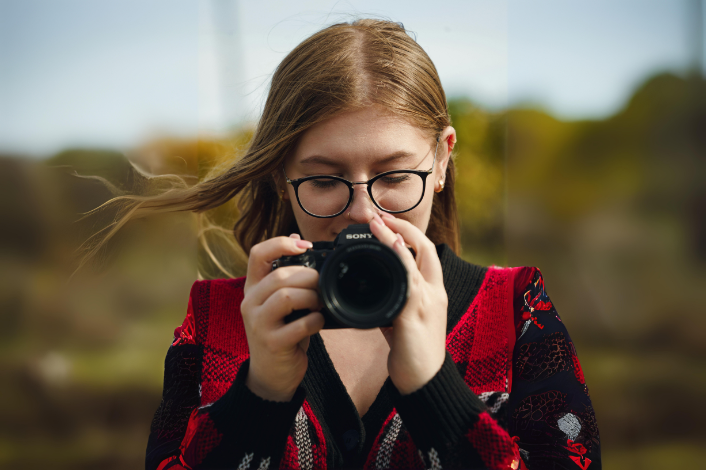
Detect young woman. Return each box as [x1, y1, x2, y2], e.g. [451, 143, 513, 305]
[141, 19, 600, 470]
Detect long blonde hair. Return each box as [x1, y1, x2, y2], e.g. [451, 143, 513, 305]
[81, 19, 460, 278]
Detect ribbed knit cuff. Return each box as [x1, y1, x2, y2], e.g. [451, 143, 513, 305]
[387, 352, 486, 454]
[203, 358, 306, 467]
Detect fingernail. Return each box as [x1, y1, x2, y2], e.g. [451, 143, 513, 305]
[296, 240, 313, 249]
[290, 233, 301, 239]
[396, 233, 404, 246]
[381, 212, 395, 220]
[372, 213, 385, 226]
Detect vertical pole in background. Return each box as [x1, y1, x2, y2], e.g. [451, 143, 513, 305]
[199, 0, 244, 136]
[211, 0, 244, 131]
[689, 0, 704, 76]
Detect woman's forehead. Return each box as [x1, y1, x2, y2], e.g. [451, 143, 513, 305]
[290, 107, 433, 168]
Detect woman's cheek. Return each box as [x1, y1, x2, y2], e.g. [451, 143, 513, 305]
[291, 206, 340, 242]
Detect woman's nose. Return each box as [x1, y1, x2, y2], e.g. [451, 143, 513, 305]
[346, 184, 377, 224]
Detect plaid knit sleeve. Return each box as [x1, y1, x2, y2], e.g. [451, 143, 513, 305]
[175, 358, 307, 469]
[146, 299, 203, 470]
[386, 353, 521, 470]
[509, 267, 601, 470]
[146, 282, 311, 470]
[147, 348, 306, 470]
[146, 339, 203, 470]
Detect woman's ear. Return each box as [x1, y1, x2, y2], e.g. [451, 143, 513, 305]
[438, 126, 456, 178]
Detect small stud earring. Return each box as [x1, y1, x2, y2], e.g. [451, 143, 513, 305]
[435, 180, 445, 193]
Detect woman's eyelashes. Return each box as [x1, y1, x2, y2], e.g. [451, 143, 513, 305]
[302, 168, 415, 181]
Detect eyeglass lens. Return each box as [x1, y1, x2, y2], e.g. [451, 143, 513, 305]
[297, 178, 350, 217]
[296, 172, 424, 217]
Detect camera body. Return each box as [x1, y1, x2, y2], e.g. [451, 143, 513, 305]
[272, 224, 409, 329]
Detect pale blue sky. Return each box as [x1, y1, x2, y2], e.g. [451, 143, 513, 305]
[0, 0, 700, 156]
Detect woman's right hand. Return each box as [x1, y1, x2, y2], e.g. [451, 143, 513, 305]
[241, 234, 325, 402]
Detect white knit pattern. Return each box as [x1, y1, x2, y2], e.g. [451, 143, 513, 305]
[375, 413, 403, 469]
[237, 452, 254, 470]
[256, 456, 271, 470]
[519, 319, 532, 339]
[427, 448, 442, 470]
[557, 412, 582, 441]
[477, 391, 509, 414]
[294, 407, 313, 470]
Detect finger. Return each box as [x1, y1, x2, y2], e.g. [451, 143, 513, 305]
[369, 215, 420, 285]
[245, 236, 313, 288]
[248, 265, 319, 307]
[380, 213, 442, 284]
[369, 213, 398, 246]
[298, 335, 311, 353]
[270, 311, 325, 350]
[391, 233, 419, 278]
[258, 287, 322, 327]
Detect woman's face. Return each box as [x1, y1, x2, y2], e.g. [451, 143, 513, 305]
[281, 106, 455, 242]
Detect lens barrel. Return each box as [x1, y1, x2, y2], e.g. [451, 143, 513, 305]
[319, 240, 408, 328]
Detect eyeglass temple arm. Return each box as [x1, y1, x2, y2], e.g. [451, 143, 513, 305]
[282, 164, 293, 184]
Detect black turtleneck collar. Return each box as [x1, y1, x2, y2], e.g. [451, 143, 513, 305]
[436, 243, 488, 334]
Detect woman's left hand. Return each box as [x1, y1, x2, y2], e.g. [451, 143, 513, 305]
[369, 212, 448, 395]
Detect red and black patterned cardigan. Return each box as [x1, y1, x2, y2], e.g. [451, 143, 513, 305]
[146, 244, 601, 470]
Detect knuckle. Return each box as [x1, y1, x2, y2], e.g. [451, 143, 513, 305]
[272, 288, 296, 310]
[276, 287, 293, 304]
[277, 236, 291, 250]
[250, 243, 262, 259]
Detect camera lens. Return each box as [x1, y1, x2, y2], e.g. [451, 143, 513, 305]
[319, 240, 408, 328]
[336, 256, 392, 312]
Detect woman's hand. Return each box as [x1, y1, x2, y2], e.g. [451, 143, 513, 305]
[241, 234, 325, 402]
[370, 213, 448, 395]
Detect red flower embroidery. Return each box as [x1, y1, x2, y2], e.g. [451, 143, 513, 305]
[564, 439, 591, 469]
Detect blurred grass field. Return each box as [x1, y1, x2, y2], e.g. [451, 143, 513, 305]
[0, 73, 704, 469]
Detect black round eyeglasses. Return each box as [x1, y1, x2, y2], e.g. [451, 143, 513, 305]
[283, 137, 439, 218]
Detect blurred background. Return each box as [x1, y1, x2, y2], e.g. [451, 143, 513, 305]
[1, 0, 704, 468]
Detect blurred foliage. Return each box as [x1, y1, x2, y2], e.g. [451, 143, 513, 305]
[449, 99, 506, 266]
[504, 72, 706, 461]
[0, 73, 704, 469]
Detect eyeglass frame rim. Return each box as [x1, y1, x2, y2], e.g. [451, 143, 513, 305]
[281, 136, 440, 218]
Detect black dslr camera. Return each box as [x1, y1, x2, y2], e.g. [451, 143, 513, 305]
[272, 224, 409, 329]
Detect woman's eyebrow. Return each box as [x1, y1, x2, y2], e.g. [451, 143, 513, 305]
[299, 150, 417, 167]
